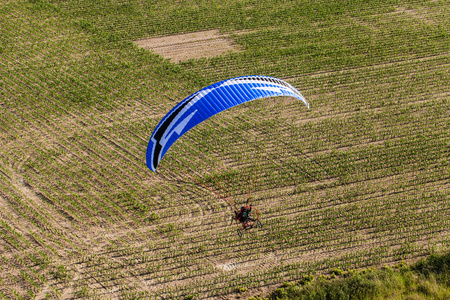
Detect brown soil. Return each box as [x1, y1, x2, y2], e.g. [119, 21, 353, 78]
[133, 30, 242, 62]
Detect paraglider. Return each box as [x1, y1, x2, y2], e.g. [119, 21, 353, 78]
[195, 176, 262, 237]
[146, 75, 309, 236]
[146, 75, 309, 172]
[233, 203, 262, 238]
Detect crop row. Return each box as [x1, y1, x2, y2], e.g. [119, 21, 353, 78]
[1, 0, 449, 298]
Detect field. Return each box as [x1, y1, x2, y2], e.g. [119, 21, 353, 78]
[0, 0, 449, 299]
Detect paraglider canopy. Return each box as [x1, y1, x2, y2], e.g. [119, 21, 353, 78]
[146, 75, 309, 171]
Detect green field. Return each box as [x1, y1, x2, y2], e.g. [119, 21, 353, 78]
[0, 0, 449, 299]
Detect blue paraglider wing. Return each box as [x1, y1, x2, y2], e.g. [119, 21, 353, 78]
[146, 75, 309, 171]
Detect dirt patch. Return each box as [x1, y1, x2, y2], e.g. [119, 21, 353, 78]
[216, 252, 276, 272]
[133, 30, 241, 62]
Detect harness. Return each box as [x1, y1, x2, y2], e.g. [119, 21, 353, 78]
[235, 205, 251, 221]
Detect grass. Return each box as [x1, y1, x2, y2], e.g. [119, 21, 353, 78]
[258, 251, 450, 300]
[0, 0, 448, 299]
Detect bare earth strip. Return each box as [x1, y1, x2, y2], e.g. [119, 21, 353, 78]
[133, 30, 241, 62]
